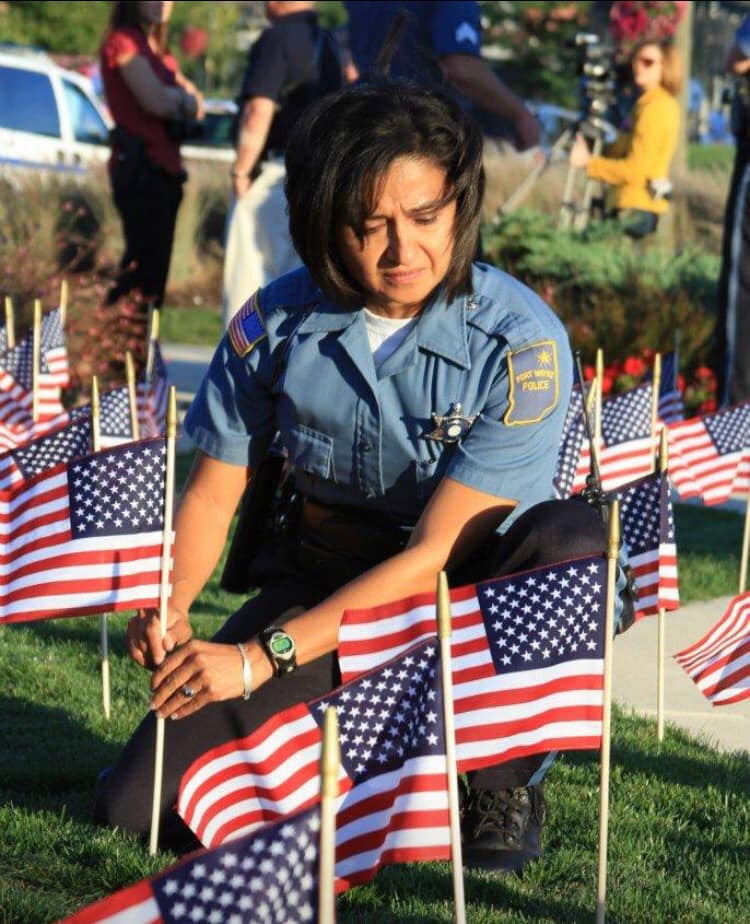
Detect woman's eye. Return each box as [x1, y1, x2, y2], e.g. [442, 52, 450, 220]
[362, 224, 383, 236]
[415, 214, 438, 226]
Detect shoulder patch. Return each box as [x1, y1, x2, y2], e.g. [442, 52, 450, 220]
[504, 340, 559, 426]
[228, 291, 266, 357]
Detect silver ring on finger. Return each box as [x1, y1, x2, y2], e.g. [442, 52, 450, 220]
[182, 685, 197, 699]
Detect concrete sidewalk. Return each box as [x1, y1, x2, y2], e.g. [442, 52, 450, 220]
[161, 342, 750, 759]
[613, 597, 749, 756]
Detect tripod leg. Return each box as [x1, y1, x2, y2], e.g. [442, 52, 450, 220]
[559, 163, 580, 230]
[573, 136, 603, 231]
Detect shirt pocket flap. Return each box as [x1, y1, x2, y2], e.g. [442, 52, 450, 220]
[290, 424, 333, 478]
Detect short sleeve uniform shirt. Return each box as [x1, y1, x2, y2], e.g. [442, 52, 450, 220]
[345, 1, 482, 82]
[184, 263, 572, 531]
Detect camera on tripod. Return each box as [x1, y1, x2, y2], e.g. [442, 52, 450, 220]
[568, 32, 618, 133]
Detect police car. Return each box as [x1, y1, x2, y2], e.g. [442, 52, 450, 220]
[0, 45, 111, 177]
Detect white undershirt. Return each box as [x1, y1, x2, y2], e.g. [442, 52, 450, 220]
[363, 308, 418, 368]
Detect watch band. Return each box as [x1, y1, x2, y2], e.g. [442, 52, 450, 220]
[259, 626, 297, 677]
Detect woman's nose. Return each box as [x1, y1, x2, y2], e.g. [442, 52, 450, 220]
[386, 223, 416, 265]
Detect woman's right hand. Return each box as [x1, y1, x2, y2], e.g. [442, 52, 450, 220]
[126, 604, 193, 670]
[569, 133, 591, 169]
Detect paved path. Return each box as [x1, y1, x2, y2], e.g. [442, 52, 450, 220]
[162, 342, 750, 759]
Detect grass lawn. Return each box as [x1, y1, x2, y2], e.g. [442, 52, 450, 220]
[1, 455, 748, 922]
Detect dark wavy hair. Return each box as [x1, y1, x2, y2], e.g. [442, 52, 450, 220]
[285, 80, 485, 309]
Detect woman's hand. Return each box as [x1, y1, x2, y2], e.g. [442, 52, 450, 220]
[569, 133, 591, 169]
[126, 604, 192, 670]
[150, 640, 249, 720]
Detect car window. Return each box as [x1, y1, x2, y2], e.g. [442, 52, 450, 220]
[62, 80, 109, 145]
[0, 65, 61, 137]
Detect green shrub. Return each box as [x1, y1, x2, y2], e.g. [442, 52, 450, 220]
[483, 210, 718, 374]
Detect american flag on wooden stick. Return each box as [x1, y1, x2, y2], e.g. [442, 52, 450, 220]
[667, 403, 750, 505]
[138, 340, 169, 437]
[61, 803, 322, 924]
[0, 438, 170, 624]
[0, 305, 68, 422]
[554, 384, 591, 498]
[178, 638, 452, 885]
[0, 415, 92, 490]
[613, 471, 679, 618]
[338, 555, 607, 772]
[675, 593, 750, 706]
[644, 351, 684, 424]
[597, 383, 655, 491]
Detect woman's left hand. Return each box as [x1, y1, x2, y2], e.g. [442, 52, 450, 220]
[150, 640, 244, 720]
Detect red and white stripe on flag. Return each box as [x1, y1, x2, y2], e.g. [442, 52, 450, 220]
[674, 593, 750, 706]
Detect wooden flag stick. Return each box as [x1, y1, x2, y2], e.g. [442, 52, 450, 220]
[125, 350, 140, 440]
[92, 377, 111, 721]
[59, 278, 68, 329]
[594, 348, 604, 469]
[32, 299, 42, 422]
[650, 353, 662, 474]
[739, 491, 750, 595]
[596, 498, 620, 924]
[145, 307, 160, 385]
[4, 296, 15, 349]
[437, 571, 466, 924]
[318, 706, 340, 924]
[657, 427, 669, 743]
[149, 386, 178, 856]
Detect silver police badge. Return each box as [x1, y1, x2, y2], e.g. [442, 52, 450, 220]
[426, 402, 477, 443]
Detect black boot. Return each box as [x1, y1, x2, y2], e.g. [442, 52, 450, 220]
[462, 784, 546, 873]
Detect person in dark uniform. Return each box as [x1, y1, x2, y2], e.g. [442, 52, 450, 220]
[344, 0, 539, 151]
[717, 14, 750, 406]
[223, 0, 342, 325]
[95, 79, 605, 873]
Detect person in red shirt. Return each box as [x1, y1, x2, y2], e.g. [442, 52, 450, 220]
[100, 0, 203, 313]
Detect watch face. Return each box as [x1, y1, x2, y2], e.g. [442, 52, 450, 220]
[270, 632, 294, 658]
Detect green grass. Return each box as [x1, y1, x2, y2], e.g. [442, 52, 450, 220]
[1, 455, 748, 922]
[687, 143, 735, 173]
[160, 304, 223, 347]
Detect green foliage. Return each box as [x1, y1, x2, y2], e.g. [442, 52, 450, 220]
[482, 210, 719, 373]
[481, 1, 592, 107]
[688, 143, 736, 173]
[317, 1, 348, 30]
[169, 1, 243, 96]
[1, 1, 110, 54]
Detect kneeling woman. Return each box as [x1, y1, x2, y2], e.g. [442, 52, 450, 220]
[96, 79, 604, 869]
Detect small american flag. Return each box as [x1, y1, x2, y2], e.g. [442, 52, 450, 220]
[0, 306, 68, 422]
[597, 383, 655, 491]
[554, 384, 591, 498]
[0, 438, 170, 624]
[674, 593, 750, 706]
[339, 555, 607, 774]
[60, 803, 322, 924]
[178, 638, 452, 888]
[614, 471, 679, 618]
[644, 351, 684, 424]
[138, 340, 169, 437]
[0, 416, 92, 490]
[667, 403, 750, 505]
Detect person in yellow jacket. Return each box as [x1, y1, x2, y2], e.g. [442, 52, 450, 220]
[570, 40, 682, 238]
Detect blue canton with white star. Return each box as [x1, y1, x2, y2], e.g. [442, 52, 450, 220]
[476, 556, 607, 674]
[601, 384, 652, 446]
[311, 638, 444, 784]
[614, 472, 672, 557]
[68, 439, 166, 537]
[152, 804, 320, 923]
[12, 417, 91, 480]
[704, 403, 750, 456]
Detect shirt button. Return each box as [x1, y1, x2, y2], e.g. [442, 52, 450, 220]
[359, 439, 372, 452]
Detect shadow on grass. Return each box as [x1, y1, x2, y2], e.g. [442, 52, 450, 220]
[10, 615, 129, 654]
[0, 694, 120, 813]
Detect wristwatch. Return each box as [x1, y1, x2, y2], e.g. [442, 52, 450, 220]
[259, 626, 297, 677]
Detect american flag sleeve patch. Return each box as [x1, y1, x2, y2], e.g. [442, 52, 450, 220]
[228, 291, 266, 358]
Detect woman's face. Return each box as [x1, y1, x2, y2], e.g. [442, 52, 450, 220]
[137, 0, 174, 26]
[632, 43, 663, 92]
[336, 156, 457, 318]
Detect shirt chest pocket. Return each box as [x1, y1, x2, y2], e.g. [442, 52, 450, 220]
[288, 424, 334, 480]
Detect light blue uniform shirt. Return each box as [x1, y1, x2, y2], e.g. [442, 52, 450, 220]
[184, 262, 572, 530]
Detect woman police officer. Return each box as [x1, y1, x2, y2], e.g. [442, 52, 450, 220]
[95, 79, 604, 870]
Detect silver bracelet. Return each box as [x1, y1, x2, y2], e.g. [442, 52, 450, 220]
[237, 643, 252, 701]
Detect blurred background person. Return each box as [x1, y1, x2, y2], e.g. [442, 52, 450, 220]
[223, 1, 342, 326]
[569, 39, 682, 240]
[344, 0, 539, 152]
[716, 13, 750, 406]
[101, 0, 203, 318]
